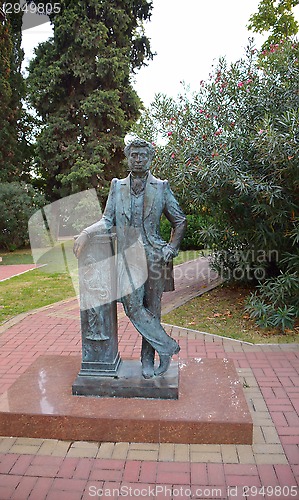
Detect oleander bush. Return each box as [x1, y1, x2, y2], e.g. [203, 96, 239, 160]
[133, 38, 299, 331]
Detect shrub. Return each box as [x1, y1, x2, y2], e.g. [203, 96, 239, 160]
[160, 214, 205, 250]
[134, 39, 299, 281]
[133, 38, 299, 331]
[245, 272, 299, 332]
[0, 182, 45, 250]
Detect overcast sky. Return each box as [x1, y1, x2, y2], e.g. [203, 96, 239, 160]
[22, 0, 299, 106]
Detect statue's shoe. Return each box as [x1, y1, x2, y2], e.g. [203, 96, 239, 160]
[154, 344, 180, 377]
[142, 362, 154, 379]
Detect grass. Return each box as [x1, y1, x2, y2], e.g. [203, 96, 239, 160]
[163, 282, 299, 344]
[0, 270, 75, 325]
[0, 247, 298, 344]
[0, 247, 76, 324]
[1, 249, 34, 265]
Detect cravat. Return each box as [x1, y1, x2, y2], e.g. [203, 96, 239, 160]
[132, 177, 145, 195]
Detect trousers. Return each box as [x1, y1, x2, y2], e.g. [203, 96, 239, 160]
[121, 256, 178, 358]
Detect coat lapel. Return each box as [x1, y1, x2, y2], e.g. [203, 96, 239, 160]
[144, 172, 158, 219]
[120, 174, 131, 220]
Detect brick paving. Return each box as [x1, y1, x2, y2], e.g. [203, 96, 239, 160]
[0, 265, 41, 282]
[0, 257, 298, 499]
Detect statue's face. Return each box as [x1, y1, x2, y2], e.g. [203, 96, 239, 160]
[128, 147, 151, 176]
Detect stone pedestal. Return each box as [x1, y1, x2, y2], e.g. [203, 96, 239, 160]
[73, 233, 121, 390]
[0, 356, 253, 444]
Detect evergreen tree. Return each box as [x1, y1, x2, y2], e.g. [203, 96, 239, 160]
[0, 5, 13, 179]
[27, 0, 154, 203]
[0, 4, 32, 183]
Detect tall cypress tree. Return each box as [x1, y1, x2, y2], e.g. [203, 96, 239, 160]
[0, 4, 32, 183]
[27, 0, 154, 202]
[0, 7, 13, 178]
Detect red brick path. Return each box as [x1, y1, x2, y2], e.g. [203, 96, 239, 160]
[0, 258, 298, 499]
[0, 265, 41, 282]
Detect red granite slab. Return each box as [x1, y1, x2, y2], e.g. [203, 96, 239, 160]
[0, 355, 253, 444]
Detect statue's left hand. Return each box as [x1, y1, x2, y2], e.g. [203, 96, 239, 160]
[162, 244, 177, 263]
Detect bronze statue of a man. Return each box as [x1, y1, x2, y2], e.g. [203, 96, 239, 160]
[74, 138, 186, 377]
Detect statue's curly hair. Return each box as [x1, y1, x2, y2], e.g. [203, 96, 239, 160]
[124, 137, 155, 160]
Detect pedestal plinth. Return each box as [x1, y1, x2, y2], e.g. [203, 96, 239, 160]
[0, 356, 253, 444]
[72, 360, 179, 399]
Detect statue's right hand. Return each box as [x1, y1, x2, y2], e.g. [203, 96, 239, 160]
[73, 232, 89, 258]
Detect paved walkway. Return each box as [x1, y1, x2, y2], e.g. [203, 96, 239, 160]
[0, 265, 41, 282]
[0, 258, 298, 499]
[161, 257, 222, 314]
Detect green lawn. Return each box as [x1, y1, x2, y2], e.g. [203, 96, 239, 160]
[0, 269, 75, 324]
[0, 247, 75, 324]
[1, 249, 34, 265]
[163, 282, 299, 344]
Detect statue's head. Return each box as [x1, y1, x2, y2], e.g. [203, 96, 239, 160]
[124, 138, 155, 176]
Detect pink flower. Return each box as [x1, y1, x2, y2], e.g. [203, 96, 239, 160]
[171, 153, 175, 159]
[167, 131, 173, 136]
[237, 82, 244, 88]
[258, 129, 264, 135]
[214, 128, 223, 136]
